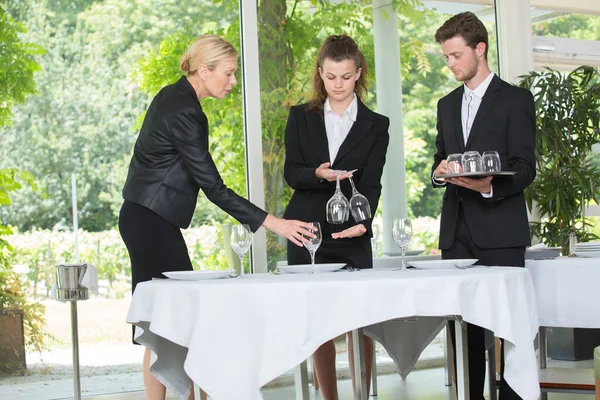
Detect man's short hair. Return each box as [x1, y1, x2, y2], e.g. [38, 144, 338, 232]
[435, 11, 489, 59]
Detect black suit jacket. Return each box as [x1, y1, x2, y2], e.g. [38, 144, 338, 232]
[432, 75, 536, 250]
[122, 76, 267, 231]
[283, 100, 389, 237]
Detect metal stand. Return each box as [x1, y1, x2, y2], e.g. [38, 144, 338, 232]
[70, 301, 82, 400]
[55, 263, 89, 400]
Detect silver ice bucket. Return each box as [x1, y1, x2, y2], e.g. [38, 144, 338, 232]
[55, 264, 89, 301]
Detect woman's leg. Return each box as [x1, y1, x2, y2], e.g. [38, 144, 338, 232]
[312, 339, 339, 400]
[347, 332, 373, 398]
[143, 348, 166, 400]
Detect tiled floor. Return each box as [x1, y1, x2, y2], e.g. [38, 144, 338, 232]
[83, 367, 595, 400]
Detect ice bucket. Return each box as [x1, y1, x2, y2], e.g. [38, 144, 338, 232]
[55, 264, 89, 301]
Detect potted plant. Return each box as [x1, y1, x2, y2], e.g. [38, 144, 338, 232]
[0, 168, 49, 371]
[519, 66, 600, 251]
[519, 65, 600, 361]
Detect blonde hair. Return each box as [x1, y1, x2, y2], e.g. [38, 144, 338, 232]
[179, 34, 238, 73]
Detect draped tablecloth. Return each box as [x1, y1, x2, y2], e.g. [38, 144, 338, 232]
[525, 257, 600, 328]
[126, 267, 539, 400]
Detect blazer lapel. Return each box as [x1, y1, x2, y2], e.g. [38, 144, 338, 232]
[452, 89, 465, 152]
[465, 75, 501, 150]
[306, 109, 331, 164]
[333, 100, 374, 166]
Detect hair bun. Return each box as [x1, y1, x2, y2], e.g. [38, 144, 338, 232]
[179, 52, 191, 72]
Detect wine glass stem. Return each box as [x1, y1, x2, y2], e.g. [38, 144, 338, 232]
[401, 246, 407, 271]
[239, 254, 245, 278]
[310, 251, 316, 273]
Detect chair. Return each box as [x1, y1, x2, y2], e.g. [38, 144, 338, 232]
[595, 346, 600, 400]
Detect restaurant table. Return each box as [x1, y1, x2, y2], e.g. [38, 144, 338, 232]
[126, 267, 540, 400]
[526, 257, 600, 395]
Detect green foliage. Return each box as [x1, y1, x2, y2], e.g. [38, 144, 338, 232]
[0, 6, 44, 127]
[519, 66, 600, 251]
[0, 6, 49, 355]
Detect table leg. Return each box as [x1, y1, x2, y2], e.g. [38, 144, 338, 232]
[444, 322, 453, 386]
[487, 342, 497, 400]
[294, 361, 310, 400]
[539, 327, 547, 369]
[538, 327, 548, 400]
[454, 318, 470, 400]
[351, 328, 368, 400]
[371, 350, 378, 396]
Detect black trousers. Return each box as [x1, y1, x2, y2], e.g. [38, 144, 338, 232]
[443, 204, 524, 400]
[118, 200, 193, 343]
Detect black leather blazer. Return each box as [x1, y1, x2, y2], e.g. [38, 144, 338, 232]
[432, 75, 536, 250]
[122, 76, 267, 231]
[282, 100, 389, 237]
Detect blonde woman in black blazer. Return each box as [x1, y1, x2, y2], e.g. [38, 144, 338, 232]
[119, 34, 314, 400]
[283, 34, 389, 400]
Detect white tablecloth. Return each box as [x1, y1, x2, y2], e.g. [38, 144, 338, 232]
[526, 257, 600, 328]
[126, 267, 540, 400]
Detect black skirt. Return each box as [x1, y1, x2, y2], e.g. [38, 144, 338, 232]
[118, 200, 194, 344]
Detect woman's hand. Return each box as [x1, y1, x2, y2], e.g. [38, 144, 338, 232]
[315, 162, 354, 182]
[331, 224, 367, 239]
[262, 214, 316, 247]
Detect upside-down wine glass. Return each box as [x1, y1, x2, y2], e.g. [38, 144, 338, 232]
[392, 218, 413, 271]
[326, 175, 350, 224]
[230, 224, 252, 278]
[348, 177, 371, 222]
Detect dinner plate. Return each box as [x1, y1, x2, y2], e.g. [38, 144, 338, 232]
[574, 250, 600, 258]
[163, 270, 234, 280]
[434, 171, 516, 179]
[574, 246, 600, 252]
[525, 247, 562, 259]
[574, 241, 600, 248]
[381, 249, 426, 257]
[407, 259, 478, 270]
[278, 263, 346, 274]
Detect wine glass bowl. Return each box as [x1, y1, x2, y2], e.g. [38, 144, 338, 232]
[230, 224, 252, 278]
[348, 177, 371, 222]
[461, 151, 483, 173]
[482, 151, 501, 172]
[326, 175, 350, 224]
[392, 219, 413, 271]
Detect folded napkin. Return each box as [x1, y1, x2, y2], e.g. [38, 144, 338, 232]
[528, 243, 547, 250]
[80, 264, 99, 293]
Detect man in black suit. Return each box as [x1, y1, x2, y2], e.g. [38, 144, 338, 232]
[431, 12, 536, 400]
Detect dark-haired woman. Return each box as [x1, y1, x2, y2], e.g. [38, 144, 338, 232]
[283, 34, 390, 399]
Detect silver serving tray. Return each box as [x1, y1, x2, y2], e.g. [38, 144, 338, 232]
[435, 171, 517, 179]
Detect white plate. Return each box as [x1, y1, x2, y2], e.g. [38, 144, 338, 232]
[574, 247, 600, 252]
[574, 241, 600, 248]
[163, 270, 234, 280]
[574, 250, 600, 258]
[278, 263, 346, 274]
[407, 259, 478, 270]
[382, 249, 426, 257]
